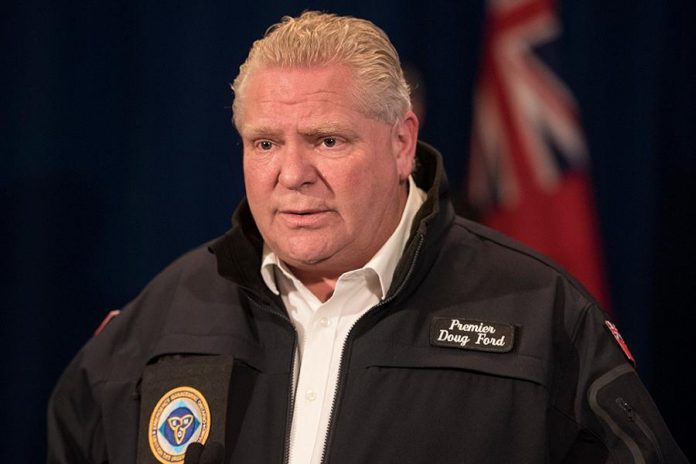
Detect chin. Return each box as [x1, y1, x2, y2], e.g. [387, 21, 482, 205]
[275, 246, 328, 265]
[289, 253, 331, 267]
[279, 240, 334, 264]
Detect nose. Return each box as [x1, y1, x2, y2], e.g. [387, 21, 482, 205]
[277, 143, 318, 190]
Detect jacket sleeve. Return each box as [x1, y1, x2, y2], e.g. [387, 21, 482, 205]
[47, 350, 108, 464]
[562, 303, 688, 463]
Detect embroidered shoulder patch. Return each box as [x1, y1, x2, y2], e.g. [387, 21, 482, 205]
[148, 386, 211, 463]
[605, 320, 636, 366]
[93, 309, 121, 336]
[430, 318, 515, 353]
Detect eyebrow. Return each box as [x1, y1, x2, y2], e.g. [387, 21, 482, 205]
[299, 123, 359, 139]
[240, 126, 283, 139]
[242, 123, 360, 141]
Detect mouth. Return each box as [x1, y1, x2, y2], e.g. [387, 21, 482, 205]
[282, 208, 324, 215]
[277, 209, 333, 226]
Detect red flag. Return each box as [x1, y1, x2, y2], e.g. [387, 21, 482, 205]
[468, 0, 610, 307]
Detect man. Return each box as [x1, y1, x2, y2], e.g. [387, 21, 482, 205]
[48, 11, 687, 464]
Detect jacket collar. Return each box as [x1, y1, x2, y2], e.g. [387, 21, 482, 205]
[209, 141, 455, 299]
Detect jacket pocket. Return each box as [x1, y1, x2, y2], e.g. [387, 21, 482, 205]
[330, 342, 550, 463]
[588, 364, 664, 463]
[146, 333, 268, 372]
[350, 340, 547, 386]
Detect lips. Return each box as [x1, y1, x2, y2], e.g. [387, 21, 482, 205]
[277, 208, 333, 227]
[281, 208, 324, 215]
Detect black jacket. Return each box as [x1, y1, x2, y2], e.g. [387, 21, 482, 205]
[47, 142, 687, 463]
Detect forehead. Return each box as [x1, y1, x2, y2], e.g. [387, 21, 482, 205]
[236, 65, 363, 129]
[249, 64, 353, 93]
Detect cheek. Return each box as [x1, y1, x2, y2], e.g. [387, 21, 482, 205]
[243, 159, 272, 193]
[243, 164, 273, 223]
[335, 160, 397, 214]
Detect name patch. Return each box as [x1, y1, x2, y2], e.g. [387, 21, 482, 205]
[430, 318, 515, 353]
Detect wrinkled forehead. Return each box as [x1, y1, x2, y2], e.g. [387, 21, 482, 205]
[234, 64, 368, 129]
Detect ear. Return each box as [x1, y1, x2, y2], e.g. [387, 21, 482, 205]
[392, 110, 419, 181]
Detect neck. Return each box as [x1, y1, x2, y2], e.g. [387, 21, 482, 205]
[288, 268, 339, 302]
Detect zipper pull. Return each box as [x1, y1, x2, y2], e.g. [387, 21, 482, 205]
[615, 397, 635, 421]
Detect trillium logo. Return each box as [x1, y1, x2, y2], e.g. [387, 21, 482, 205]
[148, 386, 211, 463]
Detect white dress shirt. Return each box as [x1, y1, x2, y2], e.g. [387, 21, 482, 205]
[260, 176, 426, 464]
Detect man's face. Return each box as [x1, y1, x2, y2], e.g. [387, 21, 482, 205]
[237, 64, 417, 279]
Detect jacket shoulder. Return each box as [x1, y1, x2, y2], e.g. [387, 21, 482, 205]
[450, 216, 600, 306]
[76, 238, 235, 383]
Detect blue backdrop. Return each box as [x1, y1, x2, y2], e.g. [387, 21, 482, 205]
[2, 0, 694, 461]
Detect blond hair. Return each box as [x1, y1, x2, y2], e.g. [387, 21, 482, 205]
[231, 11, 411, 127]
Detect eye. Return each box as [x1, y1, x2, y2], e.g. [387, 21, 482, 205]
[257, 140, 274, 151]
[314, 135, 349, 157]
[322, 137, 338, 148]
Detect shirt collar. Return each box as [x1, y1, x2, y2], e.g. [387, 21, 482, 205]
[260, 176, 426, 298]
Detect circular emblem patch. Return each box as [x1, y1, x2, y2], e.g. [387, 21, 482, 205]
[148, 386, 211, 463]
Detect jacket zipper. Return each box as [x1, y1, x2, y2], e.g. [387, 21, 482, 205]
[616, 397, 665, 463]
[318, 233, 425, 464]
[248, 295, 298, 464]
